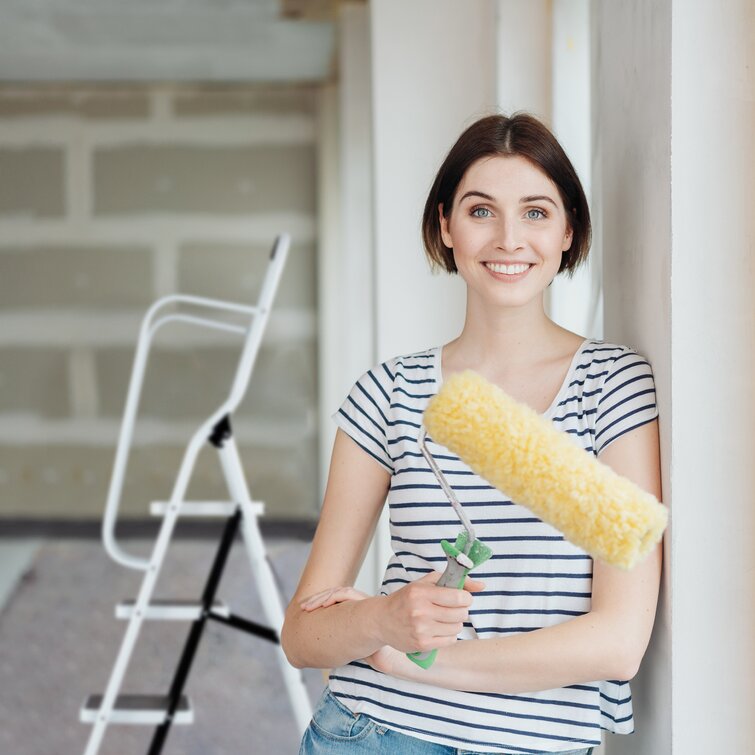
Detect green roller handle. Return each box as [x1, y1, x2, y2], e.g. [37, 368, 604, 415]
[407, 531, 492, 669]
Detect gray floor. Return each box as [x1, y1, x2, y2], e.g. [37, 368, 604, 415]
[0, 536, 324, 755]
[0, 539, 40, 609]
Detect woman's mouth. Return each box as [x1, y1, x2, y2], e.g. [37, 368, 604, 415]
[483, 262, 534, 281]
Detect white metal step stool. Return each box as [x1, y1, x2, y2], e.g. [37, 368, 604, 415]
[80, 234, 312, 754]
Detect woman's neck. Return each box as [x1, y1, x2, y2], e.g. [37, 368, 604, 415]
[443, 296, 571, 377]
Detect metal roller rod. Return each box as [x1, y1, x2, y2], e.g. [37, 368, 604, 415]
[417, 428, 475, 552]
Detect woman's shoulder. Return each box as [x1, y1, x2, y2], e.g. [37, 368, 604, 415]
[347, 347, 438, 399]
[589, 339, 659, 455]
[585, 338, 654, 367]
[385, 346, 438, 372]
[360, 347, 438, 380]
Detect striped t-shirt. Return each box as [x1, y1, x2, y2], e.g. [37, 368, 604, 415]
[329, 338, 659, 754]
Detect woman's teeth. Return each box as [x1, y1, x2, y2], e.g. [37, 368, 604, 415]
[485, 262, 532, 275]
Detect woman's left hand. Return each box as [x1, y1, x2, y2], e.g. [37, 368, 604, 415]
[299, 585, 370, 611]
[299, 585, 402, 675]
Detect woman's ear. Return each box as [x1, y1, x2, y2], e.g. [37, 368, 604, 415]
[439, 204, 453, 248]
[562, 224, 574, 251]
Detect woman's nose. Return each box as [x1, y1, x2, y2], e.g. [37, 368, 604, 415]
[495, 216, 524, 251]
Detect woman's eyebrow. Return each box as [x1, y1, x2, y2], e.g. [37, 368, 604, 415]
[520, 194, 557, 207]
[459, 190, 495, 203]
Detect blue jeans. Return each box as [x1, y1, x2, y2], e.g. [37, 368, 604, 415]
[299, 687, 596, 755]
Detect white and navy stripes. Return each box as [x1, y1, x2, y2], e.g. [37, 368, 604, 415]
[330, 339, 658, 754]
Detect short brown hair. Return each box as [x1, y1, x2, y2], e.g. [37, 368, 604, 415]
[421, 112, 591, 278]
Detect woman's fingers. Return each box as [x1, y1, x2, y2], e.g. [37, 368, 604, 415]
[430, 583, 475, 607]
[299, 585, 369, 611]
[300, 588, 339, 610]
[417, 570, 486, 596]
[298, 588, 334, 609]
[318, 587, 368, 609]
[463, 576, 486, 592]
[430, 605, 471, 625]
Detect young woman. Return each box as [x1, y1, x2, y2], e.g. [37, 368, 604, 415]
[281, 113, 663, 754]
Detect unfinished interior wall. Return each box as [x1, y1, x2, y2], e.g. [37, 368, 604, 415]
[0, 84, 319, 520]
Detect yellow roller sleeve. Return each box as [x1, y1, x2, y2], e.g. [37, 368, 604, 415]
[423, 371, 667, 570]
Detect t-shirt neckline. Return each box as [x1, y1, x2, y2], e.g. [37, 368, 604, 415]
[432, 338, 591, 418]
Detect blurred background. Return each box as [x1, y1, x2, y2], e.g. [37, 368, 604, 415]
[0, 0, 752, 753]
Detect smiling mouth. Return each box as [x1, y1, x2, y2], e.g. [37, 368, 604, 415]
[484, 262, 534, 276]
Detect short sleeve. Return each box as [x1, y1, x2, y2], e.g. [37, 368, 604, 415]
[594, 347, 659, 456]
[332, 364, 394, 473]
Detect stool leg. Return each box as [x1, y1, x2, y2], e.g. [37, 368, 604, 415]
[147, 510, 242, 754]
[217, 434, 313, 734]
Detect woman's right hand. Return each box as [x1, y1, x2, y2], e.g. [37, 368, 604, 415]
[377, 571, 485, 654]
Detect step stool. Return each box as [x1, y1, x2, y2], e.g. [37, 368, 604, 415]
[80, 234, 312, 754]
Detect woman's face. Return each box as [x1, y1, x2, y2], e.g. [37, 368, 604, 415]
[439, 154, 573, 309]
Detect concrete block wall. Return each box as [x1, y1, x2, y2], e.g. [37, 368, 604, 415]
[0, 84, 319, 520]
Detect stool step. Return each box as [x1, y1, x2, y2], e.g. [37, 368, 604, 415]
[115, 599, 230, 621]
[150, 500, 264, 517]
[80, 694, 193, 725]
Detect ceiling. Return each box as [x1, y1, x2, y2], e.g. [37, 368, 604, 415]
[0, 0, 340, 82]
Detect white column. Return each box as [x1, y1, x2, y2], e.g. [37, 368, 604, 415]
[338, 3, 375, 396]
[548, 0, 600, 339]
[315, 82, 341, 501]
[333, 2, 381, 594]
[670, 0, 755, 751]
[594, 0, 755, 751]
[594, 2, 672, 751]
[318, 2, 376, 509]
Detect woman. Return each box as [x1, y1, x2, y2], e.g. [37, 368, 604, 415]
[281, 113, 663, 754]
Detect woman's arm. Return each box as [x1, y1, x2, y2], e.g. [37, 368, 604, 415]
[370, 418, 664, 693]
[281, 429, 478, 669]
[281, 429, 390, 669]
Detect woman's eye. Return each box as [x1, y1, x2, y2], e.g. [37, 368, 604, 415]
[525, 208, 546, 220]
[471, 207, 492, 218]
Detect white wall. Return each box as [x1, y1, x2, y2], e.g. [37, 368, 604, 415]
[354, 0, 498, 590]
[548, 0, 600, 340]
[670, 0, 755, 750]
[594, 3, 672, 752]
[497, 0, 600, 343]
[595, 0, 755, 751]
[496, 0, 552, 122]
[370, 0, 497, 363]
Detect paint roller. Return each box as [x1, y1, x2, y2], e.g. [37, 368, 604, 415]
[423, 370, 667, 571]
[405, 429, 492, 669]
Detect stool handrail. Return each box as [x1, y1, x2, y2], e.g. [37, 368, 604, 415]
[101, 234, 290, 570]
[149, 313, 248, 337]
